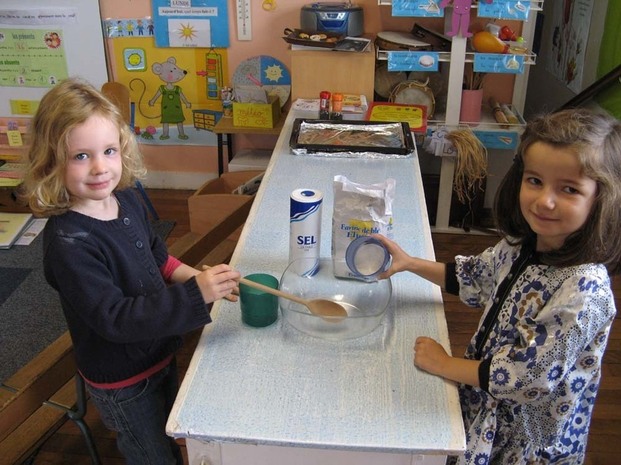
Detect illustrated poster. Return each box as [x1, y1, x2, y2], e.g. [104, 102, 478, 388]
[151, 0, 229, 48]
[0, 28, 68, 87]
[545, 0, 594, 93]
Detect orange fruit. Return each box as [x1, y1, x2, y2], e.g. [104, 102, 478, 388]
[472, 31, 509, 54]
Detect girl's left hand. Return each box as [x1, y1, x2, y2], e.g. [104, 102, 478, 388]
[413, 336, 450, 376]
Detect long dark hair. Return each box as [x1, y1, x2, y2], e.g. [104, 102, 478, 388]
[494, 108, 621, 274]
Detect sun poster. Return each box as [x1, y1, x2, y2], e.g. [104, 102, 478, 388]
[151, 0, 229, 48]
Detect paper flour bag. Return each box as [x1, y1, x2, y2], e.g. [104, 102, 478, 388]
[331, 175, 395, 278]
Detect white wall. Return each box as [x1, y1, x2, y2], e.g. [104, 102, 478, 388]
[524, 0, 608, 118]
[0, 0, 108, 116]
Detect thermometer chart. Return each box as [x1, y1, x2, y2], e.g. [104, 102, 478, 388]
[236, 0, 252, 40]
[205, 49, 223, 99]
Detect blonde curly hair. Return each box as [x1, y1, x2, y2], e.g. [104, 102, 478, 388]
[21, 78, 146, 217]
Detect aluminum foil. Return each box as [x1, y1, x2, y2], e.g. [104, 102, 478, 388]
[290, 120, 415, 158]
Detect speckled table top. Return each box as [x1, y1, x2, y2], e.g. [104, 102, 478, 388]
[167, 110, 466, 456]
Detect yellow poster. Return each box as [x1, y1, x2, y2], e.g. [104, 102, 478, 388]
[111, 34, 228, 142]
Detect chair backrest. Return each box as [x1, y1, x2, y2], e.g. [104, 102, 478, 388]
[101, 82, 131, 125]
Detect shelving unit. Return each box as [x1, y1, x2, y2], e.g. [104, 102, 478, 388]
[377, 1, 543, 233]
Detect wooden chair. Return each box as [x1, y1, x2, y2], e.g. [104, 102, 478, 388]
[101, 81, 160, 221]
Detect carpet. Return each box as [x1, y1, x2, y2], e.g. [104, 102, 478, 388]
[0, 219, 175, 382]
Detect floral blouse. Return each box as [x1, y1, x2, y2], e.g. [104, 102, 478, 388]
[452, 238, 616, 465]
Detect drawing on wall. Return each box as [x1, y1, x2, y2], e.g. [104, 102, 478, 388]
[545, 0, 593, 93]
[148, 57, 192, 140]
[109, 31, 228, 145]
[0, 28, 69, 87]
[151, 0, 229, 48]
[232, 55, 291, 109]
[104, 18, 154, 38]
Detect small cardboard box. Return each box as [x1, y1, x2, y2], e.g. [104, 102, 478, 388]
[233, 95, 281, 128]
[188, 170, 264, 235]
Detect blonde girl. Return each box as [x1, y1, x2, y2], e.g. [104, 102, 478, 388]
[22, 78, 239, 465]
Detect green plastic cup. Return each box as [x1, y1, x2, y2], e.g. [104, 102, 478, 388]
[239, 273, 279, 327]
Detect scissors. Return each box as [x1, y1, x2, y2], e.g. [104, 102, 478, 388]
[262, 0, 276, 11]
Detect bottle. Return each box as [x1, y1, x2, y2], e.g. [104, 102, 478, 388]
[319, 91, 331, 120]
[330, 93, 343, 120]
[289, 188, 323, 277]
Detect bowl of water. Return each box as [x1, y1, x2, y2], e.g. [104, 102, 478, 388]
[279, 258, 392, 340]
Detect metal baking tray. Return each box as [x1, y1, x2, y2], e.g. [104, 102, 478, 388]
[282, 28, 343, 48]
[289, 119, 415, 156]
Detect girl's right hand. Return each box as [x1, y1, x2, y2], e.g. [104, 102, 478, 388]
[195, 264, 240, 303]
[372, 234, 412, 278]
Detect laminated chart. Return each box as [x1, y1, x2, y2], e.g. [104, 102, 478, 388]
[151, 0, 229, 48]
[0, 28, 68, 87]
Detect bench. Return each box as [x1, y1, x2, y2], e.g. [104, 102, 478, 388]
[0, 332, 100, 465]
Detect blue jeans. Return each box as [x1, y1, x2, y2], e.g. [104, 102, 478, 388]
[86, 358, 183, 465]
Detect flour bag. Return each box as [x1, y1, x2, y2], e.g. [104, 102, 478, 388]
[332, 175, 395, 278]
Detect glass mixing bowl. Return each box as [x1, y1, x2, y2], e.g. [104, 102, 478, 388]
[279, 258, 392, 340]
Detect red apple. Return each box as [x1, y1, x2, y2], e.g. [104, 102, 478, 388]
[499, 26, 517, 41]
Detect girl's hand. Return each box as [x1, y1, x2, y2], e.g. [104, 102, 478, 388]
[413, 336, 482, 387]
[413, 336, 450, 376]
[201, 265, 239, 302]
[372, 234, 412, 278]
[196, 264, 240, 303]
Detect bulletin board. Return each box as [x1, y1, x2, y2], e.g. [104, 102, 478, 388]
[0, 0, 108, 117]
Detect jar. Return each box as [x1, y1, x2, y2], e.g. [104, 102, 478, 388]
[319, 91, 331, 119]
[345, 236, 391, 281]
[330, 93, 343, 120]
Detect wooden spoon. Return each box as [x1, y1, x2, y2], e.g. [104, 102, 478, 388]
[239, 277, 348, 321]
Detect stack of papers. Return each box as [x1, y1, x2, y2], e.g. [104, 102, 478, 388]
[0, 161, 24, 187]
[0, 212, 34, 249]
[290, 37, 371, 53]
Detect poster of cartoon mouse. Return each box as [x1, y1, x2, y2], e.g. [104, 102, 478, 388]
[148, 57, 192, 140]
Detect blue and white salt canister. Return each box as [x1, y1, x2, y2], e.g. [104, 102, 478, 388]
[289, 188, 322, 276]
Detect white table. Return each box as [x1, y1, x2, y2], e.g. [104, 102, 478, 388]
[167, 110, 466, 465]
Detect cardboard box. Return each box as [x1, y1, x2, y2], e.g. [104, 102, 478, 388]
[233, 95, 281, 128]
[188, 170, 264, 235]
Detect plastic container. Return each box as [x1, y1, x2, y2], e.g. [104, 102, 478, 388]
[345, 236, 391, 281]
[279, 258, 392, 340]
[330, 93, 343, 120]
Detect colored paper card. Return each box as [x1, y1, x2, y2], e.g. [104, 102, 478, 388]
[104, 18, 153, 38]
[151, 0, 230, 48]
[478, 0, 530, 20]
[367, 102, 427, 132]
[6, 130, 23, 147]
[391, 0, 443, 17]
[472, 130, 518, 150]
[10, 100, 38, 115]
[123, 48, 147, 71]
[388, 51, 439, 72]
[474, 53, 525, 74]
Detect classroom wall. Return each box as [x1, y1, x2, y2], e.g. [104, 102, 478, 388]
[98, 0, 450, 188]
[1, 1, 520, 188]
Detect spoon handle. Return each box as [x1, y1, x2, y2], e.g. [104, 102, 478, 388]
[239, 277, 307, 306]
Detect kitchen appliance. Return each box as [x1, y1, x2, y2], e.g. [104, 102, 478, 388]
[300, 2, 364, 37]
